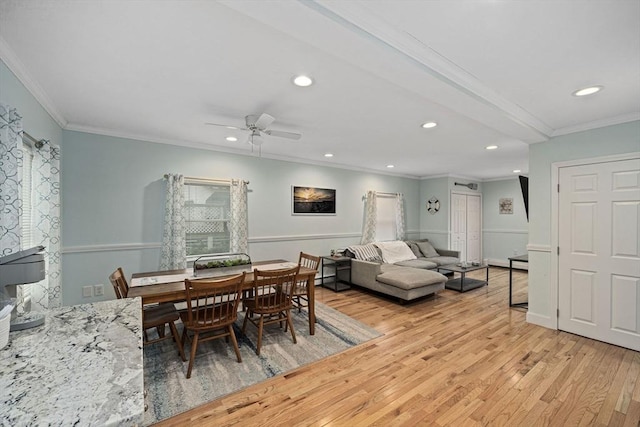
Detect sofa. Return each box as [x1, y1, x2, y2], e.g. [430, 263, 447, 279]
[345, 240, 460, 302]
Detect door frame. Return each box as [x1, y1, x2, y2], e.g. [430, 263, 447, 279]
[550, 151, 640, 331]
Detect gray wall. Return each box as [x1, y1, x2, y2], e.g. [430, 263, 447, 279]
[419, 176, 450, 248]
[527, 120, 640, 327]
[481, 178, 528, 265]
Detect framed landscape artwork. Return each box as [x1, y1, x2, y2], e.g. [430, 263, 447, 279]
[292, 186, 336, 215]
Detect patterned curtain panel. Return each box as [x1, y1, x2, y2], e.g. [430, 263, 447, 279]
[0, 103, 23, 257]
[395, 193, 406, 241]
[160, 174, 186, 270]
[360, 190, 377, 244]
[229, 179, 248, 254]
[31, 140, 62, 310]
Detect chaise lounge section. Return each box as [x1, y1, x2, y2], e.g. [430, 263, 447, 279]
[345, 240, 460, 302]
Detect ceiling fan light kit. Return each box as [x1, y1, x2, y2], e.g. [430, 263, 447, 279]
[206, 113, 302, 148]
[248, 130, 264, 146]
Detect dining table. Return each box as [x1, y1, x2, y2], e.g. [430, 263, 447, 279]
[127, 259, 319, 335]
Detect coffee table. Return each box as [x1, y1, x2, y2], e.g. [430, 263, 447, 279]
[437, 263, 489, 292]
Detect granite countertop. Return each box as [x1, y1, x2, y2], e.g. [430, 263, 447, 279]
[0, 298, 144, 427]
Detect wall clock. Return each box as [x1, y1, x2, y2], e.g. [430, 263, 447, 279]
[426, 197, 440, 214]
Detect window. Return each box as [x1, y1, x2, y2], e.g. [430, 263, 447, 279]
[183, 180, 231, 257]
[375, 196, 397, 241]
[20, 143, 34, 247]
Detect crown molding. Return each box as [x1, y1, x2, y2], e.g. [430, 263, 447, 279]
[0, 36, 67, 128]
[482, 175, 526, 182]
[65, 124, 421, 180]
[550, 112, 640, 137]
[419, 173, 482, 181]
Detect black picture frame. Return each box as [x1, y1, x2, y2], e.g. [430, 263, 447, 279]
[292, 186, 336, 215]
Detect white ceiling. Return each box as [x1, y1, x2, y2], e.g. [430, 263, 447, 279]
[1, 0, 638, 180]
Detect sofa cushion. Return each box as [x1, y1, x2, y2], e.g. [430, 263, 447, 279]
[375, 241, 416, 264]
[407, 242, 423, 258]
[394, 258, 438, 270]
[427, 256, 460, 266]
[376, 268, 446, 291]
[416, 240, 439, 258]
[347, 244, 382, 262]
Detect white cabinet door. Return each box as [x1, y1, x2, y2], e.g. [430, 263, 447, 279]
[466, 194, 481, 263]
[451, 193, 467, 261]
[558, 158, 640, 351]
[450, 192, 481, 262]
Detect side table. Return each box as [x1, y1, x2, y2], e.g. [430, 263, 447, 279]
[320, 256, 351, 292]
[508, 254, 528, 308]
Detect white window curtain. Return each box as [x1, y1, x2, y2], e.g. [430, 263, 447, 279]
[30, 139, 62, 310]
[361, 190, 377, 244]
[229, 179, 248, 254]
[160, 174, 187, 270]
[0, 103, 23, 257]
[361, 190, 406, 244]
[0, 103, 26, 311]
[395, 192, 406, 240]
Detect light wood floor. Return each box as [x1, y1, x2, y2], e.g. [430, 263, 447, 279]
[155, 268, 640, 426]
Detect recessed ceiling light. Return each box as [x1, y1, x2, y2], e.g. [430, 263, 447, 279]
[386, 164, 395, 168]
[225, 136, 238, 142]
[421, 121, 437, 129]
[572, 85, 603, 97]
[324, 153, 333, 158]
[293, 75, 314, 87]
[485, 145, 498, 150]
[513, 169, 521, 173]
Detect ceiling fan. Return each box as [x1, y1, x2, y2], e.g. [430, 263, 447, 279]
[206, 113, 302, 147]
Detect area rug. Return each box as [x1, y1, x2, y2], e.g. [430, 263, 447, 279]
[143, 302, 382, 425]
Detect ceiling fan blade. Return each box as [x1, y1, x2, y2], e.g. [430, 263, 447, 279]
[205, 122, 247, 131]
[264, 129, 302, 140]
[253, 113, 275, 130]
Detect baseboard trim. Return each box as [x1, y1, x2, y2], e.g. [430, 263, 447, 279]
[526, 312, 556, 330]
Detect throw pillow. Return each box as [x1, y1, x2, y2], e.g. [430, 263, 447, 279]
[347, 244, 382, 262]
[408, 242, 422, 258]
[375, 241, 417, 264]
[416, 240, 439, 258]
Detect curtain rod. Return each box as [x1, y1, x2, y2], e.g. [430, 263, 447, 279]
[23, 132, 46, 149]
[362, 191, 401, 200]
[163, 175, 249, 185]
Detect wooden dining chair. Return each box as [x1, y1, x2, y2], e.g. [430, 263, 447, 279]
[242, 265, 300, 355]
[180, 273, 246, 378]
[290, 252, 320, 313]
[109, 268, 186, 362]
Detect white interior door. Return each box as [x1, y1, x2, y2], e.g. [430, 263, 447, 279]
[451, 193, 467, 260]
[558, 158, 640, 351]
[466, 194, 481, 263]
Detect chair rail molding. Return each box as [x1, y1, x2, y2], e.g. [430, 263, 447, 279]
[527, 243, 552, 253]
[483, 228, 528, 235]
[63, 243, 163, 254]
